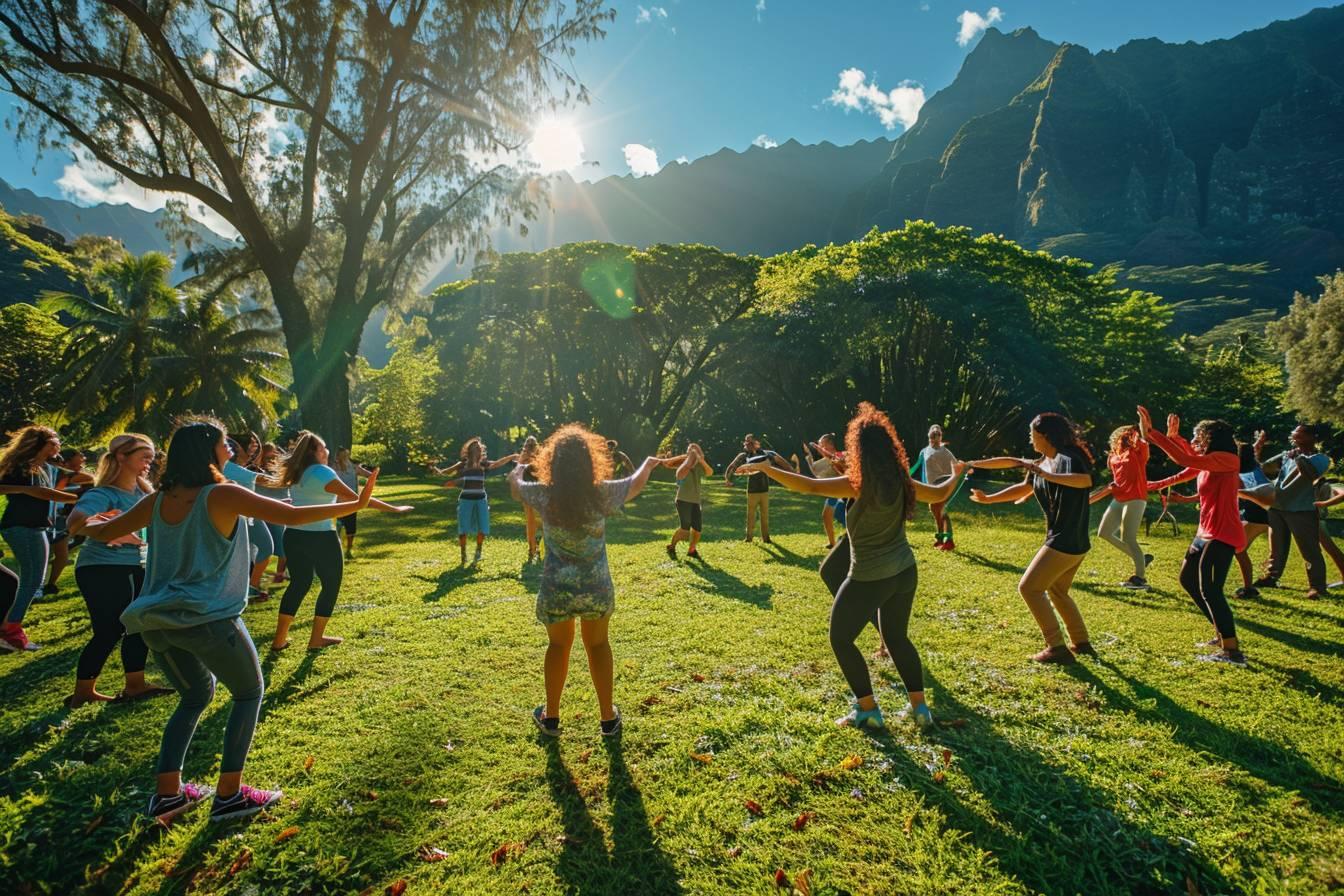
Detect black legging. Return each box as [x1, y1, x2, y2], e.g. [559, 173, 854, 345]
[74, 564, 148, 679]
[820, 535, 923, 698]
[1178, 538, 1236, 640]
[280, 528, 344, 618]
[0, 562, 16, 619]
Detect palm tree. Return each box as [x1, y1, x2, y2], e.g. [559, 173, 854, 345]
[42, 251, 178, 433]
[149, 292, 287, 432]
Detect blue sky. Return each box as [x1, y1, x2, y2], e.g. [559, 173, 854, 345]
[0, 0, 1331, 211]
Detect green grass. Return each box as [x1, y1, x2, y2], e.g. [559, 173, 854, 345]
[2, 477, 1343, 895]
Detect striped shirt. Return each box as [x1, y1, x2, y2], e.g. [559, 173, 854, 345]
[459, 465, 487, 501]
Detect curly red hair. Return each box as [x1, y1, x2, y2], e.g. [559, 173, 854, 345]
[844, 402, 916, 520]
[532, 423, 615, 529]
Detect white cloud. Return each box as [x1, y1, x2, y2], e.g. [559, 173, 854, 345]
[752, 134, 778, 149]
[919, 1, 931, 10]
[622, 143, 660, 177]
[755, 0, 766, 21]
[956, 7, 1003, 46]
[56, 145, 238, 238]
[826, 69, 926, 131]
[674, 156, 689, 165]
[636, 5, 667, 25]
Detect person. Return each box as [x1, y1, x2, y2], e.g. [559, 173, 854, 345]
[222, 437, 275, 603]
[802, 434, 846, 549]
[1140, 407, 1247, 665]
[969, 413, 1098, 665]
[1252, 425, 1331, 599]
[724, 434, 793, 543]
[912, 426, 959, 551]
[1233, 435, 1271, 599]
[331, 448, 373, 560]
[80, 419, 381, 823]
[43, 447, 93, 596]
[254, 443, 290, 586]
[1088, 424, 1152, 589]
[436, 438, 518, 565]
[1319, 485, 1344, 588]
[271, 431, 412, 651]
[518, 436, 543, 563]
[740, 403, 967, 729]
[0, 425, 78, 652]
[61, 433, 172, 708]
[664, 443, 713, 560]
[508, 424, 662, 738]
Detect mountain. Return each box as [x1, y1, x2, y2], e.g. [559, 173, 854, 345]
[428, 137, 893, 287]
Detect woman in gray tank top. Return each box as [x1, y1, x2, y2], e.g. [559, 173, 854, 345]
[83, 420, 380, 825]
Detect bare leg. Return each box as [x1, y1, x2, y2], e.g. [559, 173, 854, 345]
[544, 620, 575, 718]
[580, 616, 615, 721]
[822, 504, 836, 548]
[308, 615, 343, 649]
[272, 613, 295, 650]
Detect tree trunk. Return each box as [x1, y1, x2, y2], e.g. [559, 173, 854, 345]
[291, 359, 354, 449]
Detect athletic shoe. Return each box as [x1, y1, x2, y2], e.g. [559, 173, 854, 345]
[42, 583, 58, 596]
[941, 540, 956, 551]
[1120, 576, 1150, 590]
[687, 549, 701, 560]
[1197, 649, 1247, 667]
[0, 623, 39, 652]
[147, 782, 213, 822]
[1144, 553, 1154, 568]
[762, 537, 773, 544]
[1071, 642, 1098, 658]
[836, 702, 885, 729]
[473, 547, 483, 562]
[600, 707, 623, 737]
[1032, 645, 1076, 665]
[897, 702, 935, 730]
[532, 705, 560, 737]
[1329, 581, 1344, 591]
[1197, 637, 1221, 649]
[209, 784, 282, 823]
[1234, 586, 1260, 599]
[931, 537, 943, 548]
[1251, 576, 1278, 589]
[344, 549, 354, 561]
[666, 543, 677, 560]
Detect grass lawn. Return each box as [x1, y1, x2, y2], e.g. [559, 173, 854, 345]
[2, 476, 1342, 895]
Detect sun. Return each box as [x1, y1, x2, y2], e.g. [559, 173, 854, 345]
[528, 117, 585, 174]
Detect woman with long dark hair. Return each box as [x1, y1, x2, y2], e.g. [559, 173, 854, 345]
[1140, 407, 1248, 665]
[0, 425, 78, 652]
[271, 431, 411, 651]
[740, 403, 966, 730]
[81, 420, 380, 822]
[508, 424, 662, 737]
[969, 413, 1098, 665]
[61, 433, 172, 707]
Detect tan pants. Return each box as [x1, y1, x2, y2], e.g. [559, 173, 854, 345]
[1019, 545, 1089, 648]
[746, 492, 770, 539]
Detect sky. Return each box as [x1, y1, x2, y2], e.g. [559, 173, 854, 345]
[0, 0, 1332, 222]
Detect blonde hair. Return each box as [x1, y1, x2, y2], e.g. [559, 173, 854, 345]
[0, 425, 59, 481]
[93, 433, 155, 488]
[275, 430, 325, 488]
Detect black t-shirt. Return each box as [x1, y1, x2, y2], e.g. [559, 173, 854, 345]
[746, 452, 778, 493]
[1032, 446, 1093, 555]
[0, 468, 54, 529]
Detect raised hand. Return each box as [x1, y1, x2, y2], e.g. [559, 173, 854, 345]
[969, 488, 989, 504]
[1136, 405, 1153, 434]
[357, 468, 380, 509]
[1166, 413, 1180, 438]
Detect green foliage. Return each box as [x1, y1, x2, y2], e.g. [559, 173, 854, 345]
[1268, 272, 1344, 428]
[0, 207, 85, 305]
[1177, 344, 1291, 437]
[0, 302, 66, 430]
[353, 325, 442, 470]
[350, 442, 391, 468]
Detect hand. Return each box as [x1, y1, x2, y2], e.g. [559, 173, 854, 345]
[736, 462, 766, 475]
[951, 461, 969, 478]
[1166, 414, 1180, 438]
[969, 488, 989, 504]
[1136, 405, 1153, 433]
[384, 504, 413, 513]
[357, 468, 379, 509]
[1253, 429, 1266, 449]
[1019, 460, 1043, 476]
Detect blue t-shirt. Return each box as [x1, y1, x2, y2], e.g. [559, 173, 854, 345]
[1275, 452, 1330, 513]
[73, 485, 149, 567]
[222, 460, 260, 490]
[291, 464, 339, 531]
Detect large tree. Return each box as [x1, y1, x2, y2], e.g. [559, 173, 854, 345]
[1268, 272, 1344, 428]
[0, 0, 612, 445]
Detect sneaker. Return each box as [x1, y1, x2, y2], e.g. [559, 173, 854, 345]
[941, 540, 956, 552]
[666, 543, 677, 560]
[1196, 637, 1221, 649]
[0, 623, 39, 652]
[1234, 586, 1260, 600]
[687, 549, 701, 560]
[42, 583, 58, 596]
[836, 702, 885, 729]
[1144, 553, 1154, 568]
[532, 705, 561, 737]
[473, 547, 483, 562]
[1251, 577, 1278, 589]
[147, 782, 213, 822]
[344, 549, 354, 561]
[1120, 576, 1150, 590]
[209, 784, 282, 823]
[1329, 581, 1344, 591]
[1071, 642, 1098, 658]
[1032, 645, 1076, 665]
[897, 702, 935, 730]
[931, 537, 943, 548]
[762, 537, 773, 544]
[600, 708, 623, 737]
[1197, 649, 1247, 667]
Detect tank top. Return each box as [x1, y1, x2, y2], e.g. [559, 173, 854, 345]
[119, 484, 250, 633]
[846, 483, 915, 581]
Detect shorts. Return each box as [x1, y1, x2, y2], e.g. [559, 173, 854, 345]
[339, 513, 358, 536]
[1239, 500, 1269, 526]
[457, 498, 490, 536]
[676, 500, 703, 532]
[825, 496, 847, 527]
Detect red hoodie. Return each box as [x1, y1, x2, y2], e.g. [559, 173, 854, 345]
[1108, 439, 1149, 502]
[1146, 430, 1245, 551]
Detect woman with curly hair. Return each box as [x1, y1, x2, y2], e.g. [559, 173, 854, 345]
[508, 425, 663, 738]
[0, 425, 79, 651]
[1089, 424, 1152, 589]
[739, 403, 966, 731]
[436, 437, 518, 565]
[969, 413, 1098, 666]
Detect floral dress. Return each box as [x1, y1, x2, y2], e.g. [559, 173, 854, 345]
[517, 478, 633, 624]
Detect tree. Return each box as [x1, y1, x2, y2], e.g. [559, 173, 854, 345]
[0, 0, 613, 446]
[0, 303, 66, 431]
[1268, 272, 1344, 427]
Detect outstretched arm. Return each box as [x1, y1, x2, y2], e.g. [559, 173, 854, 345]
[0, 484, 78, 503]
[911, 463, 969, 504]
[622, 456, 665, 503]
[324, 475, 412, 512]
[1316, 487, 1344, 509]
[1140, 406, 1238, 474]
[737, 461, 855, 500]
[487, 454, 520, 471]
[1089, 485, 1113, 505]
[724, 452, 748, 482]
[970, 481, 1034, 505]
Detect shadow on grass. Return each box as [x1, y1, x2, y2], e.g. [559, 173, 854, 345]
[685, 559, 772, 609]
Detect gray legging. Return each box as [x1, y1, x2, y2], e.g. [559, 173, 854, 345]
[820, 536, 923, 699]
[1097, 498, 1147, 577]
[142, 616, 264, 775]
[1, 525, 49, 624]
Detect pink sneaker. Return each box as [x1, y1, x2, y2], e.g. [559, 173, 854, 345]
[209, 784, 282, 823]
[0, 622, 39, 652]
[147, 781, 214, 822]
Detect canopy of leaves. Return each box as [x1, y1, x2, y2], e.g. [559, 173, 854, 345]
[1268, 272, 1344, 428]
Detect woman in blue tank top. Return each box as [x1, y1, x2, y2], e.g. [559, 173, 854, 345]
[83, 420, 381, 825]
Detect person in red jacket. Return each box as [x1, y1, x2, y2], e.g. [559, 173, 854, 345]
[1140, 406, 1246, 666]
[1089, 424, 1152, 589]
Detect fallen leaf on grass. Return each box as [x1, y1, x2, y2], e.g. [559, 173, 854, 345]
[275, 825, 300, 843]
[903, 814, 915, 835]
[652, 814, 666, 827]
[577, 749, 593, 763]
[780, 773, 800, 787]
[428, 798, 452, 807]
[774, 869, 790, 888]
[838, 754, 863, 771]
[641, 694, 661, 707]
[1195, 699, 1214, 709]
[726, 845, 743, 858]
[792, 811, 815, 831]
[932, 770, 946, 784]
[83, 815, 104, 834]
[1149, 770, 1167, 780]
[691, 673, 707, 682]
[228, 848, 252, 877]
[941, 749, 953, 767]
[366, 790, 379, 800]
[417, 845, 449, 863]
[940, 718, 967, 729]
[489, 842, 525, 867]
[744, 799, 764, 817]
[386, 880, 407, 896]
[794, 868, 814, 896]
[380, 817, 402, 830]
[303, 754, 314, 771]
[690, 752, 714, 764]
